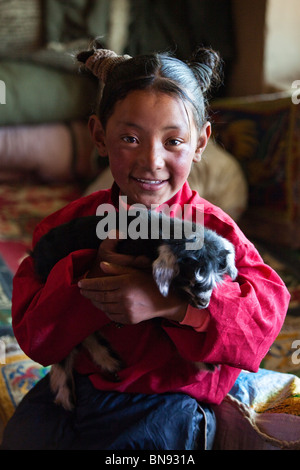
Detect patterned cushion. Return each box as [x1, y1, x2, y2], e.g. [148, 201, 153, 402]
[212, 92, 300, 248]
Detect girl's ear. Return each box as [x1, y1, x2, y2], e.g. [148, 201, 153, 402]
[88, 114, 107, 157]
[193, 121, 211, 163]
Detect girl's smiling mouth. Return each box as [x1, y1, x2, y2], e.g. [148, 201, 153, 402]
[131, 176, 169, 190]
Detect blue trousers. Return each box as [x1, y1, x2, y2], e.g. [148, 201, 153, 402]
[1, 373, 216, 450]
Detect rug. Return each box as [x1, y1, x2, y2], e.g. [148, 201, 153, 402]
[0, 181, 82, 334]
[0, 182, 82, 247]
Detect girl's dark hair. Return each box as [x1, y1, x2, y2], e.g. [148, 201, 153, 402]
[77, 43, 222, 131]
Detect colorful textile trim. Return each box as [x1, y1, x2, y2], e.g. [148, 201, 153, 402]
[0, 337, 49, 425]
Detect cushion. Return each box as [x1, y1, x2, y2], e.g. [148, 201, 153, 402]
[0, 60, 98, 126]
[0, 121, 95, 183]
[187, 140, 248, 220]
[213, 368, 300, 450]
[212, 91, 300, 248]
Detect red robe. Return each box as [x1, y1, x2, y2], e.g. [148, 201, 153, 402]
[11, 182, 290, 405]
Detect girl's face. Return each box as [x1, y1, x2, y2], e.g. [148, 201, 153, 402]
[90, 90, 211, 208]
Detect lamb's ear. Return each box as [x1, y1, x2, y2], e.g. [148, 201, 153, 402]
[221, 239, 238, 280]
[152, 245, 180, 297]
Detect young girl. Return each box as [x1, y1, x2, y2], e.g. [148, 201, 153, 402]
[2, 43, 290, 450]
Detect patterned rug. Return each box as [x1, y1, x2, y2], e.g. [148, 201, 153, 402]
[0, 181, 82, 335]
[0, 182, 82, 246]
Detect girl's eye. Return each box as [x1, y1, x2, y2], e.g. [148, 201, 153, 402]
[122, 136, 138, 144]
[167, 138, 182, 146]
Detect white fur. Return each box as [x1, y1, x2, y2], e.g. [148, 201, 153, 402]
[182, 285, 212, 309]
[195, 269, 204, 282]
[152, 245, 179, 296]
[50, 349, 77, 411]
[222, 238, 238, 280]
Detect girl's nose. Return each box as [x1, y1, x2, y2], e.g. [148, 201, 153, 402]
[139, 142, 164, 170]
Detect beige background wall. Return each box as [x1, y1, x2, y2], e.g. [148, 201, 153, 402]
[265, 0, 300, 89]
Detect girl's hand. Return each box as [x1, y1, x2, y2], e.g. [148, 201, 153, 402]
[78, 237, 187, 324]
[85, 233, 152, 278]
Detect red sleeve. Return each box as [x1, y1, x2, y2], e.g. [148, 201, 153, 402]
[162, 241, 290, 372]
[11, 190, 114, 365]
[12, 249, 110, 366]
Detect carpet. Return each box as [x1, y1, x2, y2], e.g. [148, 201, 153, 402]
[0, 181, 82, 335]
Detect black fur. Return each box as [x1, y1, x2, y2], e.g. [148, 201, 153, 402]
[32, 212, 237, 304]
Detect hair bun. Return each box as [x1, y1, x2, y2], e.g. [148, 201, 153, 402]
[77, 49, 95, 65]
[76, 40, 131, 83]
[189, 47, 222, 94]
[76, 38, 104, 66]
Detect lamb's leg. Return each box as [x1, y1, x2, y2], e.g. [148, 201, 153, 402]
[50, 349, 78, 411]
[83, 332, 124, 381]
